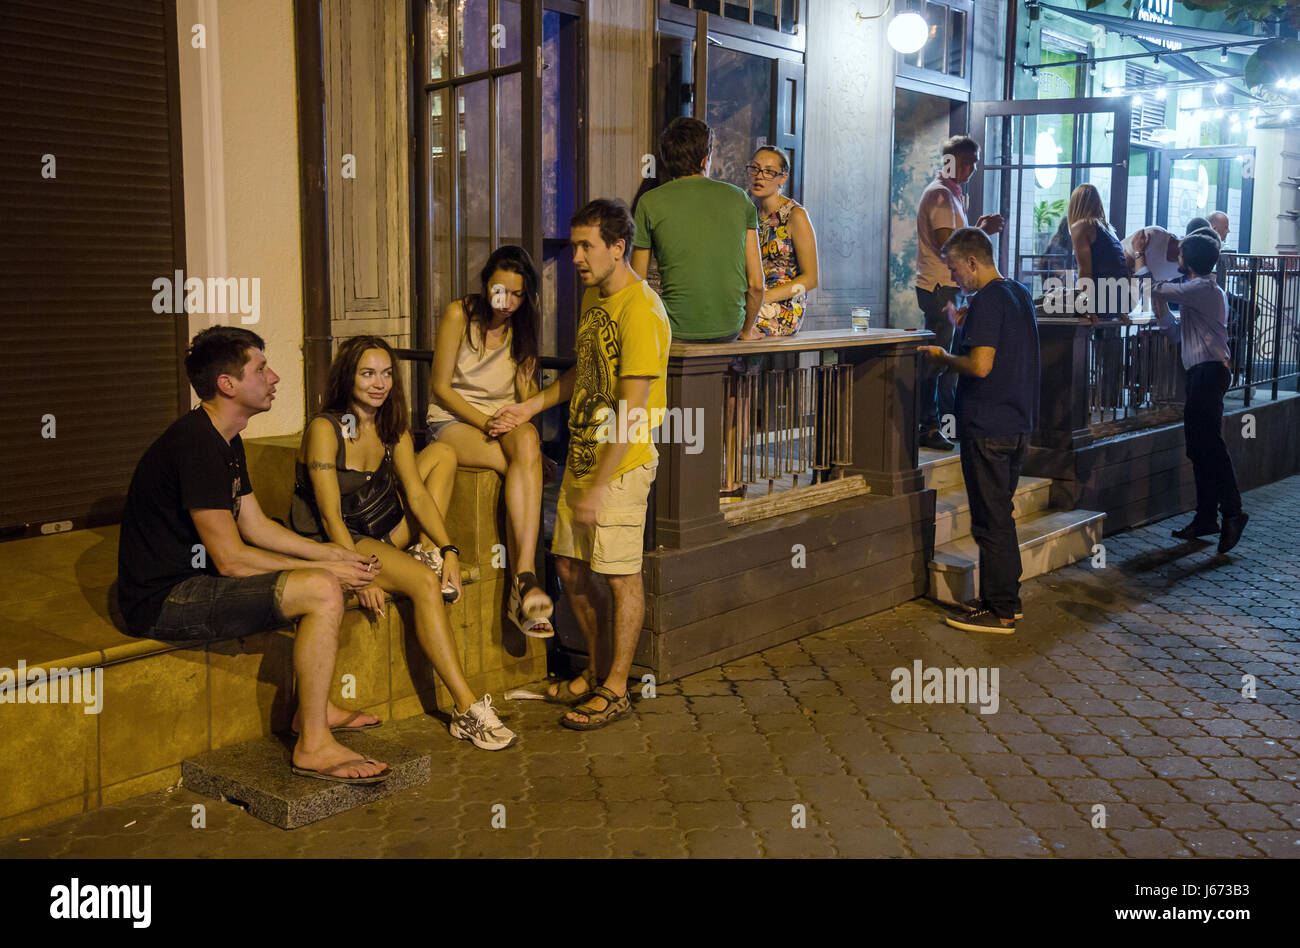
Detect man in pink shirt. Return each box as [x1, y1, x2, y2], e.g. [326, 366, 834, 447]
[915, 135, 1004, 451]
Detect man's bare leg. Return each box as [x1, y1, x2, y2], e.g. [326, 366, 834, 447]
[281, 568, 386, 777]
[546, 555, 607, 700]
[564, 569, 642, 725]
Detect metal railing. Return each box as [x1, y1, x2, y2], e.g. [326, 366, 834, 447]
[1220, 253, 1300, 405]
[722, 353, 854, 495]
[1080, 253, 1299, 430]
[1087, 317, 1183, 429]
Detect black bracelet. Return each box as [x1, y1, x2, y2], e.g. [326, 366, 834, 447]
[440, 544, 460, 558]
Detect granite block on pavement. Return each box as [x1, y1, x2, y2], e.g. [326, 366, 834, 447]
[181, 732, 430, 829]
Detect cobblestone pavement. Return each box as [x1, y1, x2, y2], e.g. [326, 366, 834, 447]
[4, 477, 1299, 859]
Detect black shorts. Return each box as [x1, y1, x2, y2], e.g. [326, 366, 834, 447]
[148, 572, 290, 643]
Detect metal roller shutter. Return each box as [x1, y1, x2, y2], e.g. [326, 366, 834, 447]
[0, 0, 187, 538]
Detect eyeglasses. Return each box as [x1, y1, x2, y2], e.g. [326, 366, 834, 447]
[746, 163, 786, 180]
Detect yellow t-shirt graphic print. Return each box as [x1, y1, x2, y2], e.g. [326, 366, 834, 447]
[566, 279, 671, 488]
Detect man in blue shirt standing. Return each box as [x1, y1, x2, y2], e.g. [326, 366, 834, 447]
[919, 228, 1039, 633]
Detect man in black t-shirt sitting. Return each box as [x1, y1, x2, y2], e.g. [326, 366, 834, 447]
[118, 327, 390, 784]
[918, 228, 1041, 634]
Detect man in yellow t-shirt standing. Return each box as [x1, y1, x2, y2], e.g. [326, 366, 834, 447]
[488, 198, 670, 731]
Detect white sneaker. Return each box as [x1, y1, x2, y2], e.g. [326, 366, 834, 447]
[448, 695, 518, 751]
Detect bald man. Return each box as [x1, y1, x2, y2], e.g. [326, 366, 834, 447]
[1208, 211, 1230, 249]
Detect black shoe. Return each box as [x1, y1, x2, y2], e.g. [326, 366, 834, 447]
[1218, 512, 1249, 554]
[962, 599, 1023, 621]
[1172, 519, 1219, 540]
[945, 607, 1015, 634]
[920, 429, 955, 451]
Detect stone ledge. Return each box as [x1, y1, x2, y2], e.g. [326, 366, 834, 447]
[182, 731, 430, 829]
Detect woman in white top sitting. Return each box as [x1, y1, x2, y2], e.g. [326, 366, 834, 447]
[419, 245, 555, 637]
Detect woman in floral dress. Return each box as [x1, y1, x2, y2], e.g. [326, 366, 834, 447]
[747, 145, 819, 336]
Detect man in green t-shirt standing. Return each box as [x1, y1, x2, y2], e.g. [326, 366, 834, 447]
[631, 117, 766, 341]
[490, 198, 671, 731]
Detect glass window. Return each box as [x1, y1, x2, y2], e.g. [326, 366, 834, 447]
[430, 0, 449, 80]
[754, 0, 778, 30]
[497, 0, 521, 68]
[498, 71, 523, 248]
[705, 45, 773, 191]
[429, 90, 453, 314]
[456, 0, 490, 77]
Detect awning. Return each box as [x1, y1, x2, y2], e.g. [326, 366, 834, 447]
[1037, 2, 1267, 54]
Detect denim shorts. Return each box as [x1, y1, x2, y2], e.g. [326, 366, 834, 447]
[426, 418, 460, 441]
[149, 572, 290, 643]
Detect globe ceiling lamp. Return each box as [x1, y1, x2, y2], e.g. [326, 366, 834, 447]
[887, 12, 929, 55]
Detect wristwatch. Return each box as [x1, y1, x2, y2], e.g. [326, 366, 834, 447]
[439, 544, 460, 558]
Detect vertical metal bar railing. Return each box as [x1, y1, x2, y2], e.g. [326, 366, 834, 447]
[720, 354, 854, 498]
[1271, 257, 1286, 402]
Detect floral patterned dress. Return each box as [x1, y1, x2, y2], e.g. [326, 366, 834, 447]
[756, 198, 806, 336]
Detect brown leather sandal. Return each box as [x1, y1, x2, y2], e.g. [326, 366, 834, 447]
[543, 667, 595, 705]
[560, 685, 632, 731]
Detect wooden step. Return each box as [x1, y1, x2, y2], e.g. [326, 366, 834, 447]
[933, 476, 1053, 546]
[928, 508, 1106, 606]
[919, 447, 964, 491]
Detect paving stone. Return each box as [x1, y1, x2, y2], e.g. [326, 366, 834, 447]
[898, 826, 981, 856]
[611, 826, 688, 858]
[1242, 831, 1300, 857]
[1111, 828, 1193, 857]
[1038, 827, 1124, 857]
[966, 826, 1053, 857]
[876, 798, 958, 829]
[683, 827, 762, 858]
[534, 827, 611, 858]
[1175, 829, 1263, 857]
[948, 799, 1022, 828]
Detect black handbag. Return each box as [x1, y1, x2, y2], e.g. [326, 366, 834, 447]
[339, 445, 405, 539]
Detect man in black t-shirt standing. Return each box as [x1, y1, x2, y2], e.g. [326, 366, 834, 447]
[118, 327, 390, 784]
[918, 228, 1040, 634]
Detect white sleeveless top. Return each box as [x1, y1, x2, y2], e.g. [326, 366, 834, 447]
[426, 316, 518, 425]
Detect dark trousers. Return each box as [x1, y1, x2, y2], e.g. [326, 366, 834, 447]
[917, 284, 961, 432]
[959, 433, 1028, 620]
[1185, 361, 1242, 523]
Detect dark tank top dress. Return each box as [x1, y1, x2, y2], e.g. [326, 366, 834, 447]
[289, 413, 401, 543]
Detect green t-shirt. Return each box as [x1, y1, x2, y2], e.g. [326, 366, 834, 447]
[633, 175, 759, 340]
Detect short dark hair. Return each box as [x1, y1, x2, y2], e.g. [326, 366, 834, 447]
[1180, 232, 1221, 276]
[660, 117, 714, 179]
[185, 326, 266, 400]
[1184, 217, 1212, 237]
[940, 227, 994, 265]
[571, 198, 636, 260]
[942, 135, 980, 159]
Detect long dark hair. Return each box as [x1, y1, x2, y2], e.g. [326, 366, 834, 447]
[323, 335, 409, 446]
[464, 245, 540, 378]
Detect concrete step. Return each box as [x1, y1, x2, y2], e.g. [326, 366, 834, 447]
[928, 508, 1106, 607]
[933, 476, 1053, 547]
[182, 731, 430, 829]
[919, 447, 964, 491]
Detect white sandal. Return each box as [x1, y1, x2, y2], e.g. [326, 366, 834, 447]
[405, 543, 459, 602]
[508, 572, 554, 638]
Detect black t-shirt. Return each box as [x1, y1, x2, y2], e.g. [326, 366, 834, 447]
[954, 278, 1040, 439]
[117, 408, 253, 635]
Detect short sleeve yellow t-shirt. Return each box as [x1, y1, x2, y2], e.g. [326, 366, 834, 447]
[566, 278, 672, 487]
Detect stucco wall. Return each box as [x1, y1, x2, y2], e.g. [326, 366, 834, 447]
[176, 0, 305, 438]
